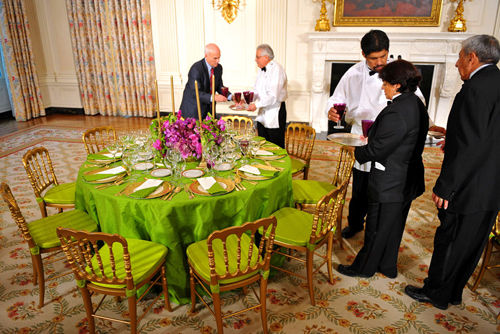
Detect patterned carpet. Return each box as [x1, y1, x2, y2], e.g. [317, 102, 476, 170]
[0, 125, 498, 333]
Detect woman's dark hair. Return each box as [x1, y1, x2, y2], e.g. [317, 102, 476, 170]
[379, 60, 421, 93]
[361, 30, 389, 56]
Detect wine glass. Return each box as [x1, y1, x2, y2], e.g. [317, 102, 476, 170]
[233, 92, 242, 109]
[333, 103, 347, 129]
[243, 91, 251, 105]
[107, 143, 119, 160]
[221, 86, 229, 98]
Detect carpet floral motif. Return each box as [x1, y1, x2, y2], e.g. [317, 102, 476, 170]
[0, 125, 498, 333]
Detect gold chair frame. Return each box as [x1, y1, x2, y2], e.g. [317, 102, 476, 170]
[1, 182, 74, 308]
[22, 146, 75, 218]
[285, 123, 316, 179]
[272, 180, 348, 306]
[188, 217, 277, 334]
[297, 146, 355, 249]
[82, 126, 117, 154]
[471, 212, 500, 291]
[221, 115, 254, 135]
[57, 228, 172, 334]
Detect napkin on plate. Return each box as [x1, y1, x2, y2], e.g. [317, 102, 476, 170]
[83, 166, 126, 181]
[197, 177, 225, 194]
[255, 149, 274, 156]
[129, 179, 163, 198]
[239, 165, 278, 177]
[87, 151, 122, 161]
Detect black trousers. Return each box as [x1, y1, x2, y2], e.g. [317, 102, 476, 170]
[423, 209, 497, 304]
[347, 168, 370, 231]
[256, 102, 286, 148]
[349, 200, 412, 277]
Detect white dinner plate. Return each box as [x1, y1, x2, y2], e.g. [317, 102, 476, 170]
[151, 168, 171, 177]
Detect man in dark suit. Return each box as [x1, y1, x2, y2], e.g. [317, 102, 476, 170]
[337, 60, 429, 279]
[180, 43, 229, 120]
[405, 34, 500, 310]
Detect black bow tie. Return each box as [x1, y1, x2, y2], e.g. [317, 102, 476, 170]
[261, 67, 266, 72]
[387, 100, 392, 106]
[369, 70, 377, 76]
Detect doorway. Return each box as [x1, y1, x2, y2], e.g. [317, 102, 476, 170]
[0, 41, 12, 117]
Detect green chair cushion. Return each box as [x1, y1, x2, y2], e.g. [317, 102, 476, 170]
[28, 209, 98, 249]
[290, 158, 306, 175]
[267, 207, 315, 247]
[186, 234, 260, 285]
[293, 180, 336, 204]
[43, 182, 76, 204]
[90, 238, 168, 289]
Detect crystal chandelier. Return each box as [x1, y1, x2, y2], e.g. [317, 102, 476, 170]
[212, 0, 240, 24]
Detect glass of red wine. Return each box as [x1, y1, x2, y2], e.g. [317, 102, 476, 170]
[243, 91, 251, 105]
[221, 86, 229, 98]
[234, 92, 241, 104]
[333, 103, 346, 129]
[362, 119, 374, 137]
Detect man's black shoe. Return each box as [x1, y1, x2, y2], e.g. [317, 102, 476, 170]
[341, 226, 362, 239]
[337, 264, 372, 278]
[450, 299, 462, 306]
[404, 285, 448, 310]
[378, 271, 397, 279]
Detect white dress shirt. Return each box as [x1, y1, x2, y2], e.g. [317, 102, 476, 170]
[254, 60, 288, 129]
[325, 61, 425, 171]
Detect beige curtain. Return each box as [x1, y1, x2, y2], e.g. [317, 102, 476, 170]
[66, 0, 156, 117]
[0, 0, 45, 121]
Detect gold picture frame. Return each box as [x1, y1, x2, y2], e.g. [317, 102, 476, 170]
[333, 0, 443, 26]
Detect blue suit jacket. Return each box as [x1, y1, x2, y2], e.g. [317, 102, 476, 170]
[179, 59, 227, 120]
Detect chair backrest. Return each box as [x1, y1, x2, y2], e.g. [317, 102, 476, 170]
[332, 146, 355, 188]
[221, 115, 253, 135]
[82, 126, 117, 154]
[22, 146, 58, 198]
[308, 179, 349, 246]
[285, 123, 316, 162]
[0, 183, 35, 249]
[493, 212, 500, 239]
[206, 217, 277, 287]
[56, 227, 135, 291]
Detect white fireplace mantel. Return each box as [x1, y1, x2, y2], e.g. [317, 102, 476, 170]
[307, 32, 474, 132]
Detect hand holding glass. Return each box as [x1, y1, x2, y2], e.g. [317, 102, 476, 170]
[333, 103, 346, 129]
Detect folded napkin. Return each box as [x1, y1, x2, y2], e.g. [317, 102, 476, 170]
[255, 149, 274, 156]
[271, 148, 288, 155]
[239, 165, 278, 177]
[197, 177, 226, 194]
[87, 151, 122, 161]
[253, 136, 265, 142]
[83, 166, 126, 181]
[129, 179, 163, 198]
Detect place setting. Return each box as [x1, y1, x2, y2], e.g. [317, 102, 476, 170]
[118, 178, 172, 199]
[188, 176, 235, 197]
[237, 163, 281, 181]
[82, 166, 127, 184]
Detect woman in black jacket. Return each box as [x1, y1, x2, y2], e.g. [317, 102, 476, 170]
[337, 60, 429, 278]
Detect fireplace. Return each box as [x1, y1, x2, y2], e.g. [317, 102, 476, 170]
[308, 32, 473, 133]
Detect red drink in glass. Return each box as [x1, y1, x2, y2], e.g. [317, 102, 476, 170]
[333, 103, 347, 129]
[243, 91, 251, 104]
[221, 86, 229, 97]
[362, 119, 374, 137]
[234, 92, 241, 104]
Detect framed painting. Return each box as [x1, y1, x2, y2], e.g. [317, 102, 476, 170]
[333, 0, 443, 26]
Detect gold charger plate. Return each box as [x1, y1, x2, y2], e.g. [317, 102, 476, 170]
[122, 181, 172, 199]
[83, 167, 126, 184]
[189, 177, 235, 196]
[236, 164, 279, 181]
[255, 153, 286, 160]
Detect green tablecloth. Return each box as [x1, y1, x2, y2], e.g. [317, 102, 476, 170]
[75, 150, 293, 304]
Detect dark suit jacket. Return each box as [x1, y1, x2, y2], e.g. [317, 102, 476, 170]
[179, 59, 227, 120]
[355, 92, 429, 203]
[433, 65, 500, 214]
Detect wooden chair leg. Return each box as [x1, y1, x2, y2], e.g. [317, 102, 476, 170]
[161, 266, 172, 312]
[31, 254, 38, 286]
[213, 292, 224, 334]
[336, 216, 344, 250]
[80, 287, 95, 334]
[471, 241, 493, 291]
[128, 295, 137, 334]
[38, 202, 48, 218]
[327, 233, 334, 284]
[189, 268, 196, 314]
[260, 278, 269, 334]
[306, 250, 315, 306]
[33, 254, 45, 308]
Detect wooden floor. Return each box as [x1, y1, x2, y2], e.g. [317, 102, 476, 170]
[0, 113, 154, 137]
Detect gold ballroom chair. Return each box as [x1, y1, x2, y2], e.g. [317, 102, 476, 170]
[220, 115, 254, 135]
[292, 146, 355, 248]
[57, 228, 172, 334]
[186, 217, 277, 334]
[0, 182, 98, 308]
[82, 126, 117, 154]
[471, 212, 500, 291]
[22, 146, 76, 218]
[265, 180, 348, 305]
[285, 123, 316, 179]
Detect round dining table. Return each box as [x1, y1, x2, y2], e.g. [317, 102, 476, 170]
[75, 146, 293, 304]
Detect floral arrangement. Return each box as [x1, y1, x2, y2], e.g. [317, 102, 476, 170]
[150, 111, 226, 160]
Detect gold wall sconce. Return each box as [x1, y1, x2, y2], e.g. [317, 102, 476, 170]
[314, 0, 334, 32]
[212, 0, 241, 24]
[448, 0, 467, 32]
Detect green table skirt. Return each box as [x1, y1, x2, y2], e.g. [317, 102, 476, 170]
[75, 154, 293, 304]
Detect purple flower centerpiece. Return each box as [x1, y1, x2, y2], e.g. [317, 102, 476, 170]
[150, 111, 226, 161]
